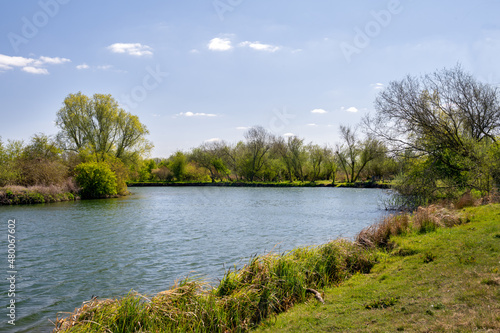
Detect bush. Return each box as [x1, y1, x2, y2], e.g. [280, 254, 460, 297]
[74, 162, 118, 199]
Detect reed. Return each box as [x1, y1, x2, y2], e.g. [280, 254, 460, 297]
[356, 204, 466, 250]
[54, 241, 376, 332]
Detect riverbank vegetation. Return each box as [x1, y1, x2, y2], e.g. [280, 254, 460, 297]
[0, 93, 151, 203]
[257, 202, 500, 332]
[2, 66, 498, 205]
[53, 196, 500, 332]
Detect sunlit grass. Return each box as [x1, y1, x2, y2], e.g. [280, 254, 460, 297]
[257, 204, 500, 332]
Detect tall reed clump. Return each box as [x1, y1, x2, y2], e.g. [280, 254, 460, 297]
[356, 205, 466, 250]
[54, 241, 376, 333]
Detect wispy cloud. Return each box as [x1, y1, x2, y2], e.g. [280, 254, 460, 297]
[311, 108, 327, 114]
[371, 83, 384, 90]
[236, 126, 250, 130]
[307, 123, 318, 127]
[76, 63, 90, 70]
[22, 66, 49, 75]
[107, 43, 153, 56]
[0, 54, 70, 74]
[205, 138, 221, 143]
[239, 41, 280, 52]
[35, 56, 71, 65]
[283, 132, 295, 137]
[177, 111, 217, 117]
[208, 37, 233, 51]
[97, 65, 112, 70]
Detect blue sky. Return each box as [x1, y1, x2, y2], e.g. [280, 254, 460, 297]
[1, 0, 499, 157]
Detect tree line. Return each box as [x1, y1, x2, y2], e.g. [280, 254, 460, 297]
[1, 65, 499, 206]
[134, 125, 396, 185]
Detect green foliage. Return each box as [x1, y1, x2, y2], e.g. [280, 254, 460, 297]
[74, 162, 118, 198]
[169, 151, 187, 181]
[0, 138, 23, 186]
[56, 92, 153, 162]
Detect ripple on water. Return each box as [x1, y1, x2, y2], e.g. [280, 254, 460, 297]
[0, 187, 388, 332]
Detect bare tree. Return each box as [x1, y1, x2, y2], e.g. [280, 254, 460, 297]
[365, 65, 500, 156]
[335, 125, 383, 183]
[243, 126, 274, 181]
[365, 65, 500, 198]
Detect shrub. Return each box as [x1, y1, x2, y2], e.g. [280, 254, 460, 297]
[74, 162, 118, 199]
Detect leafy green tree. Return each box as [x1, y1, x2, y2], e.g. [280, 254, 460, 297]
[0, 138, 22, 186]
[74, 162, 118, 198]
[169, 151, 187, 181]
[16, 134, 68, 186]
[191, 143, 230, 182]
[56, 92, 153, 162]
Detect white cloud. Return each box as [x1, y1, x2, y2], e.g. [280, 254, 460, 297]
[307, 123, 318, 127]
[371, 83, 384, 90]
[208, 38, 233, 51]
[205, 138, 221, 143]
[107, 43, 153, 56]
[22, 66, 49, 75]
[0, 54, 70, 74]
[283, 133, 295, 137]
[189, 49, 200, 54]
[177, 111, 217, 117]
[239, 41, 280, 52]
[36, 56, 71, 65]
[0, 54, 33, 70]
[311, 108, 327, 114]
[346, 107, 358, 113]
[76, 63, 90, 70]
[236, 126, 250, 130]
[97, 65, 112, 70]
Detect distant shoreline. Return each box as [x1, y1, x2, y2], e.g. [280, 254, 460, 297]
[127, 181, 391, 189]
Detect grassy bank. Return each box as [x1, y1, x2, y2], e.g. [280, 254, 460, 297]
[0, 184, 79, 205]
[52, 200, 500, 332]
[257, 204, 500, 332]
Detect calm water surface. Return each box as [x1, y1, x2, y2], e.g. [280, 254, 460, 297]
[0, 187, 388, 332]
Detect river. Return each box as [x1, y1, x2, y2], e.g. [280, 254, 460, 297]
[0, 187, 389, 332]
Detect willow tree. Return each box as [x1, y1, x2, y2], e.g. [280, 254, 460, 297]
[55, 92, 152, 163]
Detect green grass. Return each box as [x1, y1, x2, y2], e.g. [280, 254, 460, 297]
[256, 204, 500, 332]
[54, 204, 500, 332]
